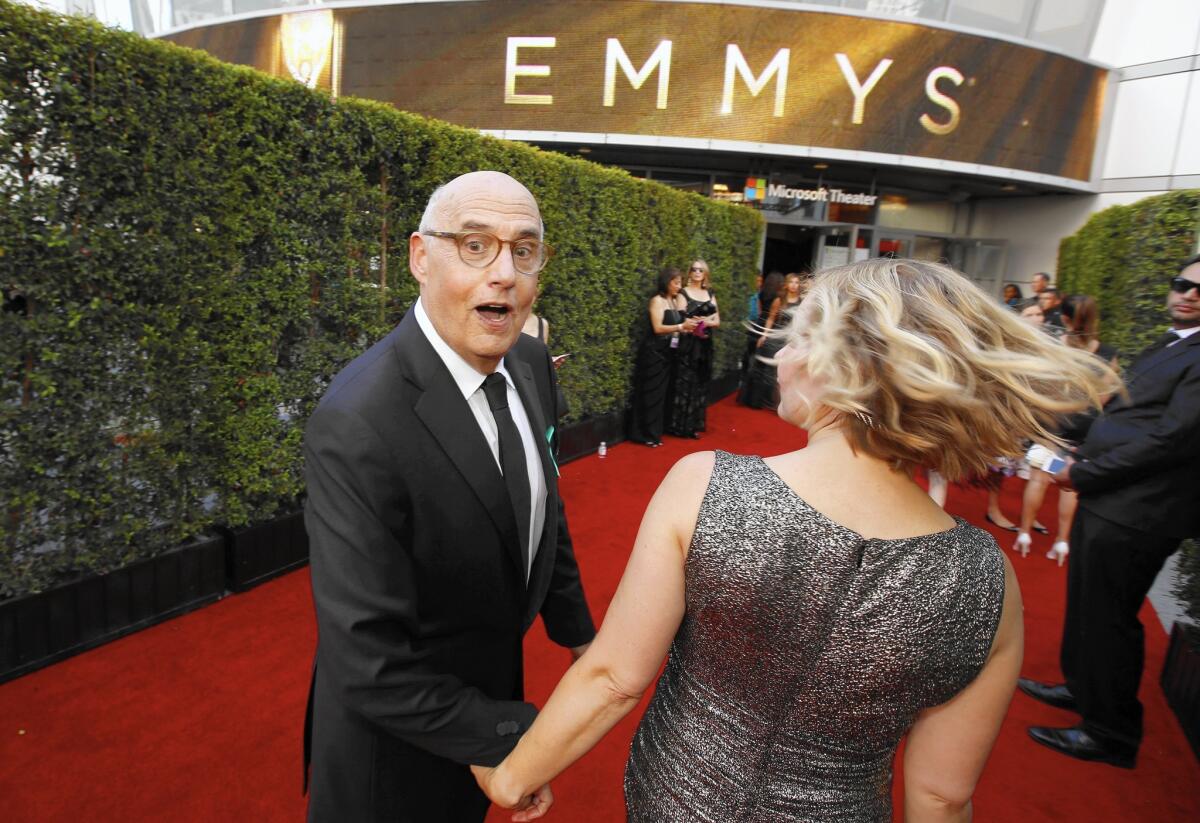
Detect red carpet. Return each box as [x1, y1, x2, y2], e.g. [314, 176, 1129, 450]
[2, 396, 1197, 821]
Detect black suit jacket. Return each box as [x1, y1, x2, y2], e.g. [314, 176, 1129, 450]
[1071, 331, 1200, 538]
[303, 310, 595, 822]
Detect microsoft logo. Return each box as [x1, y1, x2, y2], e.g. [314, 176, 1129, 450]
[744, 177, 767, 201]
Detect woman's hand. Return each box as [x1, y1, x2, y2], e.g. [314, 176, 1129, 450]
[470, 764, 555, 820]
[682, 317, 700, 333]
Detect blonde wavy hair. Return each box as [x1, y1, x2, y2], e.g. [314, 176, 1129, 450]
[775, 258, 1122, 481]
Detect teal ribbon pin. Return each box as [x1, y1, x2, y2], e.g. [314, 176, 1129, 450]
[545, 426, 560, 477]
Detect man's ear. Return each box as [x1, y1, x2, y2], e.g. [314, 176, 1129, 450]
[409, 232, 428, 287]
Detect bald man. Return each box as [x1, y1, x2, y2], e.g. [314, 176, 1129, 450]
[303, 172, 595, 822]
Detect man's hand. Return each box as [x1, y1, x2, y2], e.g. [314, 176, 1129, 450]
[569, 642, 591, 662]
[1053, 455, 1075, 488]
[470, 764, 554, 820]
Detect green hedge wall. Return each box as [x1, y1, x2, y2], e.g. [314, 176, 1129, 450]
[1057, 190, 1200, 360]
[0, 2, 763, 598]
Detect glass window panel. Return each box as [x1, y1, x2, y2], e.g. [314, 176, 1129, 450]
[1030, 0, 1102, 56]
[875, 193, 955, 233]
[843, 0, 949, 21]
[947, 0, 1035, 37]
[173, 0, 229, 27]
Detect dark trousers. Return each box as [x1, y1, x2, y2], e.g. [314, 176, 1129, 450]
[1060, 506, 1179, 750]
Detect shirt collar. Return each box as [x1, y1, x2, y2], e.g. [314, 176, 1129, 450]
[413, 297, 514, 399]
[1172, 326, 1199, 340]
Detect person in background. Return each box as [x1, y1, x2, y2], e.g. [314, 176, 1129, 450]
[738, 271, 783, 406]
[471, 258, 1117, 822]
[1020, 303, 1045, 326]
[741, 270, 764, 382]
[1023, 257, 1200, 769]
[666, 259, 720, 438]
[522, 305, 550, 346]
[1020, 272, 1052, 310]
[742, 272, 804, 410]
[1013, 295, 1119, 565]
[629, 267, 697, 447]
[1003, 283, 1023, 309]
[1039, 287, 1065, 334]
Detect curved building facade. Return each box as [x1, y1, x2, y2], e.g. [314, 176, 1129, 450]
[23, 0, 1200, 291]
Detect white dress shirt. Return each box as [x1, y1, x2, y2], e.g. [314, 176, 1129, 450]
[1169, 326, 1199, 345]
[413, 298, 547, 579]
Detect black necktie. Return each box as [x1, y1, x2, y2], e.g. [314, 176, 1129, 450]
[482, 373, 530, 573]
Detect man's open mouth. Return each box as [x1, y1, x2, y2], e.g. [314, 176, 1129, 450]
[476, 304, 511, 321]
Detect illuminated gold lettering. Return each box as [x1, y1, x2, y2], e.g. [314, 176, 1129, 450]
[919, 66, 963, 135]
[505, 36, 556, 105]
[834, 53, 893, 125]
[604, 39, 672, 109]
[721, 45, 790, 117]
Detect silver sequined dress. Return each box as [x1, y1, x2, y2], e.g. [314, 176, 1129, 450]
[624, 451, 1005, 822]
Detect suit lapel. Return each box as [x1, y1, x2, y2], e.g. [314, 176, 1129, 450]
[1127, 332, 1200, 389]
[397, 314, 525, 579]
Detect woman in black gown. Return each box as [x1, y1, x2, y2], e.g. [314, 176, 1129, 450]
[628, 268, 696, 446]
[666, 259, 720, 438]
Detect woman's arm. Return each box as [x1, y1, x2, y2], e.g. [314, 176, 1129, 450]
[473, 452, 715, 818]
[903, 556, 1023, 822]
[756, 297, 782, 348]
[648, 295, 690, 336]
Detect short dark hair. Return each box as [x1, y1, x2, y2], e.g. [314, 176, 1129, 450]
[656, 266, 682, 297]
[1040, 286, 1059, 297]
[1180, 253, 1200, 273]
[1004, 283, 1023, 299]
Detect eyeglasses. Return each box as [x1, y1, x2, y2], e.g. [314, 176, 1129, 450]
[422, 230, 553, 276]
[1169, 276, 1200, 295]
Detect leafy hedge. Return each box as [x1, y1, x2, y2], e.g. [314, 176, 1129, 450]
[1057, 189, 1200, 626]
[1057, 190, 1200, 360]
[0, 2, 763, 598]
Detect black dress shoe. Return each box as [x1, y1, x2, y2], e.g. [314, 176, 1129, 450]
[1018, 678, 1078, 711]
[985, 513, 1019, 532]
[1027, 725, 1136, 769]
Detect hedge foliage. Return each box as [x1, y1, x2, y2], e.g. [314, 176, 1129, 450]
[1058, 189, 1200, 625]
[1057, 190, 1200, 361]
[0, 2, 763, 598]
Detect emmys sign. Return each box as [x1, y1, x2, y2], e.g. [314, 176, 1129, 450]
[165, 0, 1110, 183]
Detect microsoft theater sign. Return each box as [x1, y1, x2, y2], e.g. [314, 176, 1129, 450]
[164, 0, 1110, 184]
[744, 180, 878, 209]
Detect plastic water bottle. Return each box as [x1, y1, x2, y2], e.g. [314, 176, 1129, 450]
[598, 441, 607, 459]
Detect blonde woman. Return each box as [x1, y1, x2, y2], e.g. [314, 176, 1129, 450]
[666, 259, 720, 438]
[472, 259, 1118, 822]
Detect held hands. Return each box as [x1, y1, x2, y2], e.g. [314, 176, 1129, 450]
[470, 764, 554, 821]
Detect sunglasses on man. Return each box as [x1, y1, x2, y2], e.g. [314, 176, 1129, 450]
[1169, 276, 1200, 295]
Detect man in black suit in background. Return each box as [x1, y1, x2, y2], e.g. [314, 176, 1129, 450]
[303, 171, 595, 821]
[1021, 254, 1200, 767]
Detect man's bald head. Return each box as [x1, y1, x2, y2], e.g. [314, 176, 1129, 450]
[419, 171, 544, 239]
